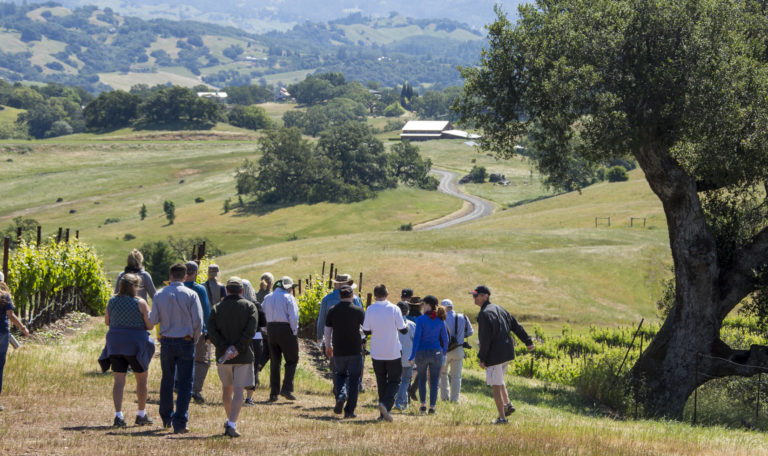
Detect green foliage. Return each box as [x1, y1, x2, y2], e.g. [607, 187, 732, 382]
[297, 277, 327, 327]
[139, 204, 147, 221]
[389, 140, 437, 190]
[83, 90, 140, 131]
[194, 197, 205, 203]
[7, 239, 112, 315]
[466, 165, 487, 183]
[227, 105, 273, 131]
[606, 166, 629, 182]
[223, 198, 231, 214]
[103, 217, 119, 225]
[138, 240, 179, 286]
[135, 86, 221, 128]
[163, 200, 176, 225]
[399, 223, 413, 231]
[382, 101, 405, 117]
[1, 216, 40, 249]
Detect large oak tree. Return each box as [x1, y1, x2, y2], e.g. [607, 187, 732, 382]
[456, 0, 768, 418]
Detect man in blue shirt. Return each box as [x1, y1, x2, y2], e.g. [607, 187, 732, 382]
[183, 261, 211, 404]
[149, 263, 203, 434]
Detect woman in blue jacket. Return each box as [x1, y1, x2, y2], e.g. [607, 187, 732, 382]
[408, 295, 448, 414]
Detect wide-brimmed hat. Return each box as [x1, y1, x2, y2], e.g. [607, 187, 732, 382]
[332, 273, 357, 289]
[280, 276, 294, 289]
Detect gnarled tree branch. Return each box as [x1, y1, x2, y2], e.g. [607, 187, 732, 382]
[703, 341, 768, 379]
[718, 225, 768, 318]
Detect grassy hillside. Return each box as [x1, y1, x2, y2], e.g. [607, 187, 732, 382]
[0, 3, 483, 91]
[0, 106, 671, 332]
[0, 316, 765, 455]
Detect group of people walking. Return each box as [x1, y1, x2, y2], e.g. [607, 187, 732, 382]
[0, 246, 537, 435]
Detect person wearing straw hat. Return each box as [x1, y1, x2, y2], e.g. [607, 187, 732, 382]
[262, 276, 299, 402]
[0, 272, 30, 412]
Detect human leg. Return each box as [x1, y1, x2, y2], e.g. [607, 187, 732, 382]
[192, 336, 210, 395]
[492, 385, 506, 418]
[415, 352, 429, 406]
[344, 355, 363, 415]
[439, 357, 450, 401]
[171, 340, 195, 431]
[158, 340, 178, 426]
[448, 349, 464, 402]
[333, 355, 350, 404]
[371, 359, 387, 405]
[112, 372, 127, 413]
[382, 359, 402, 412]
[134, 370, 149, 411]
[427, 352, 442, 409]
[0, 331, 8, 397]
[229, 364, 252, 424]
[268, 334, 283, 397]
[395, 365, 413, 409]
[281, 334, 299, 395]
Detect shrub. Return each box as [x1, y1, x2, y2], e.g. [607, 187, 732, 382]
[297, 278, 327, 329]
[382, 101, 405, 117]
[607, 165, 629, 182]
[194, 197, 205, 203]
[123, 233, 136, 241]
[399, 223, 413, 231]
[104, 217, 120, 225]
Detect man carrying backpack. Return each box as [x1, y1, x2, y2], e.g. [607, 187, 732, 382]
[439, 299, 473, 403]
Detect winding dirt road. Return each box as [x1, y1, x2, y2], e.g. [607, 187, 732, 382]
[415, 169, 495, 231]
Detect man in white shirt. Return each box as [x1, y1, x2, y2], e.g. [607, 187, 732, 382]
[362, 284, 408, 422]
[262, 276, 299, 402]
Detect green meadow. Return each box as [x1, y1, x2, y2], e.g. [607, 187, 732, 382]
[0, 104, 670, 333]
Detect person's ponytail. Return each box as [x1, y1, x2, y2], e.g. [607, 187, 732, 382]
[436, 305, 447, 321]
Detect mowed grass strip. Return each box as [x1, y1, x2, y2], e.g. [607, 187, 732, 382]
[0, 317, 766, 455]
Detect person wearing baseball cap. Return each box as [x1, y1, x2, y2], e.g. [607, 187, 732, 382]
[472, 285, 534, 424]
[439, 298, 474, 403]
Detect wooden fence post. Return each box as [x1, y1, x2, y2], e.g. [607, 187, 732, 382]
[65, 228, 70, 242]
[16, 227, 22, 242]
[321, 261, 326, 279]
[191, 245, 197, 261]
[298, 280, 302, 295]
[56, 227, 62, 243]
[75, 230, 79, 240]
[359, 272, 363, 293]
[2, 237, 9, 283]
[366, 293, 372, 308]
[199, 242, 206, 260]
[36, 226, 41, 245]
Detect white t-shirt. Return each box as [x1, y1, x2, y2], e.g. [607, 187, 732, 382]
[362, 300, 407, 361]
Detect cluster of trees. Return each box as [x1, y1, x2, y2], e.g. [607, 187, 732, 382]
[0, 80, 93, 139]
[235, 125, 437, 205]
[83, 84, 223, 130]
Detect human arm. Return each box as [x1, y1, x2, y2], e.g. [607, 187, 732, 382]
[465, 315, 474, 338]
[508, 314, 534, 350]
[8, 311, 29, 337]
[191, 293, 203, 340]
[105, 301, 110, 326]
[138, 298, 152, 330]
[440, 320, 449, 355]
[316, 297, 329, 343]
[288, 294, 299, 335]
[323, 326, 333, 358]
[409, 319, 422, 362]
[476, 311, 491, 366]
[206, 305, 221, 348]
[143, 272, 156, 300]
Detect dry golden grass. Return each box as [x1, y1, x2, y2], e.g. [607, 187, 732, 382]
[1, 317, 767, 455]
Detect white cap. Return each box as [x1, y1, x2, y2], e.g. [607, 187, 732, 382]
[281, 276, 294, 288]
[441, 299, 453, 308]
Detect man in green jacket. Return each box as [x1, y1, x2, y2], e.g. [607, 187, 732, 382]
[207, 277, 258, 438]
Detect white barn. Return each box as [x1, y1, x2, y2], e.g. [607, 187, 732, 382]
[400, 120, 480, 141]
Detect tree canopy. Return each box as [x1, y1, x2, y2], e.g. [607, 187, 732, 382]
[457, 0, 768, 418]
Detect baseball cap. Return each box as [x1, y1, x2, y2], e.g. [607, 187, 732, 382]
[185, 261, 199, 273]
[471, 285, 491, 296]
[401, 288, 414, 299]
[226, 276, 243, 287]
[441, 299, 453, 308]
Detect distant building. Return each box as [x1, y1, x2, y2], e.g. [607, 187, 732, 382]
[400, 120, 481, 141]
[197, 91, 228, 101]
[275, 87, 292, 102]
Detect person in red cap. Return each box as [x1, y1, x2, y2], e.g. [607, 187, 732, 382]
[472, 285, 534, 424]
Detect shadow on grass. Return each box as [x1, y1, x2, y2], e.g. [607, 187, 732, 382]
[62, 425, 114, 432]
[231, 199, 302, 217]
[297, 413, 339, 422]
[462, 374, 594, 416]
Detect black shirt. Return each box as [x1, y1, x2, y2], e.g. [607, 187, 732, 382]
[325, 301, 366, 356]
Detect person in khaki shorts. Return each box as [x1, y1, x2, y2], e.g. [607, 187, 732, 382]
[473, 285, 534, 425]
[207, 277, 258, 438]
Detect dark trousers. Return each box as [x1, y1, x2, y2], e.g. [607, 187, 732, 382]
[159, 338, 195, 431]
[248, 338, 263, 388]
[333, 354, 363, 415]
[267, 323, 299, 396]
[372, 358, 402, 412]
[0, 331, 8, 396]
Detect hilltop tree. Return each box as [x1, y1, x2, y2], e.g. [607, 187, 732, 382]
[163, 200, 176, 225]
[83, 90, 140, 130]
[139, 204, 147, 221]
[456, 0, 768, 418]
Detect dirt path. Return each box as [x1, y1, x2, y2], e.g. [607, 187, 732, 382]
[414, 169, 495, 231]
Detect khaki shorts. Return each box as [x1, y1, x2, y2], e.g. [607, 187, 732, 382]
[485, 362, 509, 386]
[217, 363, 255, 389]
